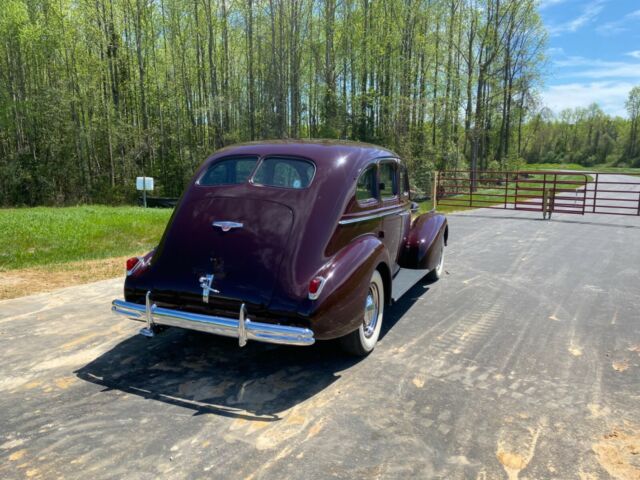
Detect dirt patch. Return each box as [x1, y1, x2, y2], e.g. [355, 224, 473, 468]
[412, 375, 426, 388]
[612, 360, 630, 372]
[0, 257, 127, 300]
[496, 424, 543, 480]
[497, 451, 528, 470]
[569, 345, 583, 357]
[593, 427, 640, 480]
[9, 449, 27, 461]
[588, 403, 612, 419]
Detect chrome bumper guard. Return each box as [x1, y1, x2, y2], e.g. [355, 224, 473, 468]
[111, 292, 314, 347]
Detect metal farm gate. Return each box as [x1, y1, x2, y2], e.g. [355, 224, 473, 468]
[434, 170, 640, 218]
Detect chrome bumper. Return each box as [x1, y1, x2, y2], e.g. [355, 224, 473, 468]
[111, 292, 314, 347]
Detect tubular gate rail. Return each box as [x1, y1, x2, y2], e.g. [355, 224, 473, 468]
[435, 170, 640, 218]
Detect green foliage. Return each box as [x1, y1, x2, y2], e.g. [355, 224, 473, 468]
[0, 0, 549, 205]
[522, 92, 640, 169]
[0, 206, 172, 270]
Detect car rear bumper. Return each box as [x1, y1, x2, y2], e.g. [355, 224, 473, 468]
[111, 293, 315, 347]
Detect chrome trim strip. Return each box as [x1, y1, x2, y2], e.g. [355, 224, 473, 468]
[112, 299, 315, 347]
[338, 207, 408, 225]
[212, 221, 243, 231]
[145, 291, 154, 329]
[238, 303, 248, 347]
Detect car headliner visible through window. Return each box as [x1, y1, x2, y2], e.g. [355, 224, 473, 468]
[251, 157, 315, 189]
[199, 156, 258, 186]
[356, 165, 377, 203]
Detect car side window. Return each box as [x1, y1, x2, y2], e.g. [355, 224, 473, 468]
[199, 157, 258, 186]
[356, 165, 377, 203]
[379, 161, 398, 199]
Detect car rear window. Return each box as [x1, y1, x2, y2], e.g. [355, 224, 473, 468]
[252, 157, 315, 189]
[199, 156, 258, 185]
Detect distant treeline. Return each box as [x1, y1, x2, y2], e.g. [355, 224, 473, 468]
[0, 0, 637, 206]
[523, 92, 640, 169]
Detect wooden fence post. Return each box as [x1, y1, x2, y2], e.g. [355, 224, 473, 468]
[432, 171, 438, 210]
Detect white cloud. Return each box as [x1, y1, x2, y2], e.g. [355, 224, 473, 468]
[628, 9, 640, 19]
[596, 8, 640, 35]
[627, 51, 640, 60]
[554, 57, 640, 79]
[547, 0, 606, 35]
[542, 82, 633, 117]
[547, 47, 565, 56]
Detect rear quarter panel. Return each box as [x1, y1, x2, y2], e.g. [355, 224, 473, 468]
[300, 234, 389, 340]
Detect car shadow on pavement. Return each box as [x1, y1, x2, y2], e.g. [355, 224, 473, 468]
[380, 280, 432, 340]
[75, 326, 360, 422]
[76, 278, 431, 423]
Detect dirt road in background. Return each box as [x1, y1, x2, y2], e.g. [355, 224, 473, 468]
[1, 210, 639, 479]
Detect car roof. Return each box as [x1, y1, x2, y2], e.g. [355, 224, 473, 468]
[206, 140, 400, 171]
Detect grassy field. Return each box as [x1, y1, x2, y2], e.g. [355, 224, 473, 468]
[530, 163, 640, 174]
[0, 205, 173, 271]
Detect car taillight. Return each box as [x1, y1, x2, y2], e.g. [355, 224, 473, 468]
[126, 249, 155, 277]
[126, 257, 140, 272]
[308, 276, 326, 300]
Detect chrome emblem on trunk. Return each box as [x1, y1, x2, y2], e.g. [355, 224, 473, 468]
[212, 221, 243, 232]
[199, 274, 220, 304]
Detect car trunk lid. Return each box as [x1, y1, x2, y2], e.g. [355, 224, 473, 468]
[150, 194, 294, 312]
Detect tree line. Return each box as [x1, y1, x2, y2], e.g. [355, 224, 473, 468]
[523, 89, 640, 169]
[0, 0, 635, 206]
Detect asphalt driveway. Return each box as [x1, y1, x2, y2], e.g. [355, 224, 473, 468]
[1, 207, 639, 479]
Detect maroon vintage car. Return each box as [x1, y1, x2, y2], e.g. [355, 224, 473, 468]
[112, 140, 448, 355]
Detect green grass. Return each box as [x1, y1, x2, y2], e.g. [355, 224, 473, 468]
[0, 206, 173, 271]
[530, 163, 640, 174]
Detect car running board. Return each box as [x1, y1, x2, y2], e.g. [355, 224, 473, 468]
[391, 268, 429, 302]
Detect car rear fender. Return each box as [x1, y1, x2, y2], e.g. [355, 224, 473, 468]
[398, 211, 448, 270]
[304, 234, 389, 340]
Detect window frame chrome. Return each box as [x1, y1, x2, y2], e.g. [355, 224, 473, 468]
[338, 206, 408, 225]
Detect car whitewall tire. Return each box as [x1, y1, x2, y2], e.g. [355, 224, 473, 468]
[339, 270, 384, 356]
[426, 239, 445, 282]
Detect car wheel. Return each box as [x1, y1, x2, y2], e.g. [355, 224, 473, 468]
[425, 239, 445, 282]
[339, 270, 384, 356]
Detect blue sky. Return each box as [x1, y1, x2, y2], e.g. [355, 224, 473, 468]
[539, 0, 640, 118]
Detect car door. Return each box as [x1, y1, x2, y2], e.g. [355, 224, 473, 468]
[378, 159, 406, 271]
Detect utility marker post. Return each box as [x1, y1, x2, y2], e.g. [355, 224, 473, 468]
[136, 177, 154, 208]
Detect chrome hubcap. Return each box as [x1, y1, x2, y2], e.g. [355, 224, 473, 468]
[363, 283, 380, 338]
